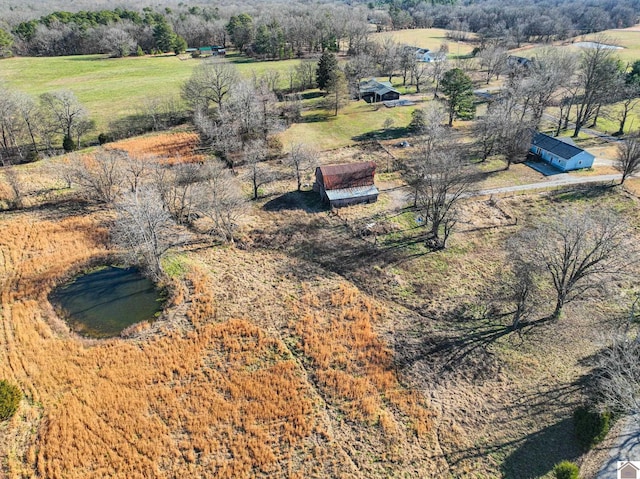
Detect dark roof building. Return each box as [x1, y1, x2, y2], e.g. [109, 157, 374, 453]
[359, 79, 400, 103]
[530, 132, 595, 171]
[314, 162, 379, 208]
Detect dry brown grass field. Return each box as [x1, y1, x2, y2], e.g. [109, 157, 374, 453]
[105, 131, 205, 164]
[1, 126, 639, 479]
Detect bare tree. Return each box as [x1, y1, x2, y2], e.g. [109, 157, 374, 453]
[615, 134, 640, 185]
[595, 327, 640, 417]
[429, 55, 449, 98]
[513, 207, 634, 319]
[326, 69, 350, 116]
[14, 91, 42, 159]
[1, 163, 24, 209]
[405, 104, 447, 207]
[411, 60, 430, 94]
[244, 140, 275, 200]
[193, 108, 241, 169]
[377, 38, 399, 82]
[71, 149, 124, 203]
[39, 90, 91, 150]
[123, 154, 148, 193]
[408, 129, 469, 250]
[112, 186, 181, 281]
[294, 60, 317, 91]
[287, 142, 315, 191]
[477, 45, 508, 85]
[517, 47, 577, 128]
[156, 162, 205, 226]
[199, 160, 246, 243]
[609, 81, 640, 136]
[344, 54, 374, 99]
[99, 26, 136, 58]
[182, 61, 239, 112]
[573, 37, 620, 137]
[398, 45, 416, 86]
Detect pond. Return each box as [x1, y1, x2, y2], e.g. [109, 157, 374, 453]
[573, 41, 623, 50]
[50, 266, 163, 339]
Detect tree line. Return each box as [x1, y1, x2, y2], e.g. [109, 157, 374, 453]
[2, 0, 639, 59]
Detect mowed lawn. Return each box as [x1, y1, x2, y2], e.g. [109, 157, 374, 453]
[372, 28, 477, 57]
[0, 54, 304, 133]
[279, 99, 416, 150]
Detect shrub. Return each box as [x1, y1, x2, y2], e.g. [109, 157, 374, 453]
[553, 461, 579, 479]
[0, 380, 21, 420]
[574, 406, 612, 451]
[267, 136, 283, 158]
[98, 133, 113, 145]
[408, 108, 426, 133]
[63, 135, 76, 152]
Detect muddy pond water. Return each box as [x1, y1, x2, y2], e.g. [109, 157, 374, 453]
[49, 266, 163, 339]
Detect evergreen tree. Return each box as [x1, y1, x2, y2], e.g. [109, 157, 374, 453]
[440, 68, 475, 126]
[0, 28, 13, 57]
[316, 52, 339, 91]
[153, 21, 176, 53]
[226, 13, 254, 52]
[173, 35, 187, 54]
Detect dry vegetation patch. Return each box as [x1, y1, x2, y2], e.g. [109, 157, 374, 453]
[0, 212, 346, 478]
[106, 131, 205, 164]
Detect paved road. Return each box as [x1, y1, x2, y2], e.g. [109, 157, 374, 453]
[597, 416, 640, 479]
[473, 172, 621, 197]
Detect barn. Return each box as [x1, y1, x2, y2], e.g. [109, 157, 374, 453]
[314, 162, 379, 208]
[530, 132, 595, 171]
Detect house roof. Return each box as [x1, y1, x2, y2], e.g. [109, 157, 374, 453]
[325, 185, 379, 201]
[508, 55, 532, 66]
[359, 79, 400, 96]
[532, 132, 586, 160]
[317, 161, 376, 190]
[621, 461, 640, 470]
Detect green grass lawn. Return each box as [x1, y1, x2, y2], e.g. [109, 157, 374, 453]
[0, 54, 196, 133]
[0, 53, 304, 134]
[372, 28, 477, 57]
[278, 99, 416, 150]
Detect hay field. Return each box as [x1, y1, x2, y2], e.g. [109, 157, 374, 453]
[372, 28, 476, 56]
[106, 131, 205, 163]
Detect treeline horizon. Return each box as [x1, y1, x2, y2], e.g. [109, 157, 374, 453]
[0, 0, 639, 58]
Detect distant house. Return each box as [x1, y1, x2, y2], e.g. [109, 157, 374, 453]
[530, 132, 595, 171]
[414, 47, 446, 63]
[359, 79, 400, 103]
[196, 46, 226, 56]
[314, 161, 379, 208]
[507, 55, 534, 71]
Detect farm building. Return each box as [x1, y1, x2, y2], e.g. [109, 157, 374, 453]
[359, 79, 400, 103]
[314, 162, 379, 208]
[530, 132, 595, 171]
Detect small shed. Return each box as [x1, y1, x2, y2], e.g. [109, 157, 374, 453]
[314, 162, 379, 208]
[530, 132, 595, 171]
[359, 79, 400, 103]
